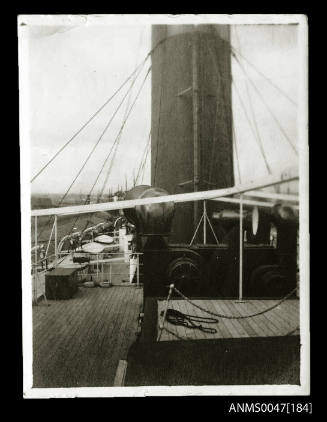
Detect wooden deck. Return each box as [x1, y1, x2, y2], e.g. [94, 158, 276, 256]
[157, 299, 299, 342]
[33, 285, 143, 388]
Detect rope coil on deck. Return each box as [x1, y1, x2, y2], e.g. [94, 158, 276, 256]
[157, 284, 299, 341]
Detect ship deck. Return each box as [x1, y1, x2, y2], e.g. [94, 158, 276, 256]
[124, 296, 300, 386]
[32, 285, 143, 388]
[33, 280, 299, 388]
[157, 298, 299, 341]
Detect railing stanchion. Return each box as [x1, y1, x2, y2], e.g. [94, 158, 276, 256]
[54, 215, 58, 266]
[203, 200, 207, 245]
[238, 194, 243, 301]
[96, 254, 99, 284]
[34, 215, 38, 304]
[136, 254, 140, 288]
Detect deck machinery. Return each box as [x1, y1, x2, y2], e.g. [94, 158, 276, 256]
[124, 185, 298, 299]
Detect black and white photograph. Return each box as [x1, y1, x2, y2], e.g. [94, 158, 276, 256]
[19, 14, 309, 398]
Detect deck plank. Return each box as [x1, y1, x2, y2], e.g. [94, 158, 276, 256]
[259, 300, 299, 334]
[286, 299, 300, 314]
[244, 301, 277, 336]
[90, 287, 142, 386]
[209, 300, 229, 339]
[206, 300, 232, 339]
[218, 301, 249, 338]
[211, 300, 236, 338]
[258, 300, 296, 333]
[236, 301, 268, 337]
[246, 301, 283, 336]
[38, 288, 109, 387]
[33, 285, 143, 388]
[171, 300, 189, 340]
[183, 300, 202, 340]
[163, 300, 176, 341]
[33, 293, 91, 378]
[111, 288, 142, 371]
[193, 300, 220, 340]
[119, 288, 143, 358]
[109, 288, 139, 363]
[226, 301, 259, 338]
[86, 287, 127, 386]
[157, 299, 299, 342]
[158, 300, 174, 341]
[70, 287, 119, 386]
[86, 287, 135, 386]
[276, 300, 299, 320]
[171, 300, 190, 340]
[180, 299, 203, 340]
[252, 300, 284, 335]
[33, 289, 90, 354]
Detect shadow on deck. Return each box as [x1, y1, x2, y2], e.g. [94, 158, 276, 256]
[32, 285, 143, 388]
[124, 296, 300, 386]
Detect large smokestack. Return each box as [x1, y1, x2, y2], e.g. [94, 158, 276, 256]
[151, 24, 234, 243]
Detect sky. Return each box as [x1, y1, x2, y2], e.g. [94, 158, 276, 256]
[19, 15, 301, 197]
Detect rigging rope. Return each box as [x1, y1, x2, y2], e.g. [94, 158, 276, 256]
[244, 80, 272, 175]
[67, 66, 151, 238]
[140, 139, 151, 184]
[37, 65, 143, 240]
[153, 85, 163, 186]
[98, 141, 120, 200]
[98, 62, 146, 200]
[231, 28, 298, 108]
[232, 123, 242, 184]
[30, 34, 169, 185]
[89, 66, 151, 198]
[31, 64, 145, 183]
[135, 129, 151, 186]
[58, 82, 135, 206]
[34, 35, 178, 251]
[232, 78, 272, 175]
[233, 56, 298, 156]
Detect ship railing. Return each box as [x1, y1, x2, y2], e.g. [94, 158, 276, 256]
[31, 173, 300, 302]
[31, 253, 57, 272]
[56, 251, 143, 288]
[31, 251, 143, 303]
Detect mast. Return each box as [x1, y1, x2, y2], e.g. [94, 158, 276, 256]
[151, 25, 233, 243]
[192, 30, 200, 232]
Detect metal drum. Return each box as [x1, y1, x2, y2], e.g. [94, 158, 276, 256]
[167, 256, 201, 296]
[124, 185, 175, 236]
[124, 185, 151, 228]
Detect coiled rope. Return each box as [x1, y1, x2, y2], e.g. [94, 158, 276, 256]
[160, 308, 218, 334]
[158, 284, 299, 341]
